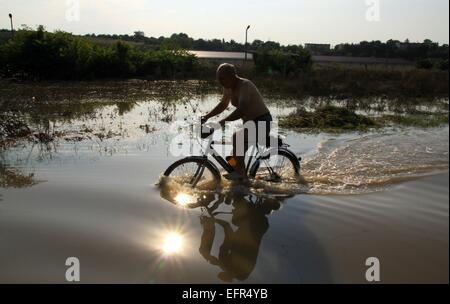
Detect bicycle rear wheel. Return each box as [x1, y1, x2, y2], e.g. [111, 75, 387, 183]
[163, 158, 221, 191]
[249, 149, 300, 183]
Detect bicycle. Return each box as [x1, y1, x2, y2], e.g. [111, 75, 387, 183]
[163, 119, 302, 190]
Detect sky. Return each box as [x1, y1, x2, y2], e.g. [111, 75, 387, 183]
[0, 0, 448, 45]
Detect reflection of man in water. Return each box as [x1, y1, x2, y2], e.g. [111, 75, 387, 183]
[199, 194, 281, 282]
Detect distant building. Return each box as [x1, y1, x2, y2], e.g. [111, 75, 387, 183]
[312, 55, 414, 70]
[305, 43, 331, 55]
[134, 31, 145, 38]
[396, 41, 439, 50]
[188, 50, 254, 67]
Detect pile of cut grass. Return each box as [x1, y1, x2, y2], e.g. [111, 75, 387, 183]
[279, 105, 377, 131]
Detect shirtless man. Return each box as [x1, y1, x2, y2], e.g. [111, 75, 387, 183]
[202, 63, 272, 180]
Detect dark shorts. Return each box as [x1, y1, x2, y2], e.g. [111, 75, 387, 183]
[252, 112, 273, 123]
[252, 112, 273, 145]
[233, 113, 273, 155]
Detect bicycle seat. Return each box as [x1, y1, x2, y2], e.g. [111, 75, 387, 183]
[271, 134, 286, 147]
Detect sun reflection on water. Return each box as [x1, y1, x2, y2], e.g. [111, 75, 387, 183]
[174, 192, 195, 206]
[161, 232, 183, 255]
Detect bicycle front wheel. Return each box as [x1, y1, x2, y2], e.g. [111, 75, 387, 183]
[163, 158, 221, 191]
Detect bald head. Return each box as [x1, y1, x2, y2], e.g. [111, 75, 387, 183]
[217, 63, 238, 89]
[217, 63, 236, 77]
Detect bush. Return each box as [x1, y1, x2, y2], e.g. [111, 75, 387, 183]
[439, 59, 449, 71]
[416, 58, 434, 69]
[254, 47, 311, 77]
[0, 27, 198, 80]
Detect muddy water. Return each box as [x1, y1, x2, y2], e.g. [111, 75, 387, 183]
[0, 83, 448, 283]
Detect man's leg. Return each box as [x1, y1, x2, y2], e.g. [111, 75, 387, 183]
[199, 216, 219, 265]
[224, 128, 249, 180]
[233, 128, 249, 176]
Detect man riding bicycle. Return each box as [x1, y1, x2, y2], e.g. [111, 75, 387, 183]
[202, 63, 273, 181]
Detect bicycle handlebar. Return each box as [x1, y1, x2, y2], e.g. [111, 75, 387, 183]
[200, 120, 222, 139]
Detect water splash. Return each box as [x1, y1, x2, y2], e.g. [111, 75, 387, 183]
[302, 127, 449, 194]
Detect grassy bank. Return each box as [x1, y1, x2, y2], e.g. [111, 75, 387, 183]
[377, 113, 449, 128]
[246, 67, 449, 99]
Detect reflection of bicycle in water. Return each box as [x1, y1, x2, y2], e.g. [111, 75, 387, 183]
[160, 186, 292, 282]
[163, 120, 302, 190]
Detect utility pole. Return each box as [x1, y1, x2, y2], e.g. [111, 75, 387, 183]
[9, 13, 14, 36]
[245, 25, 251, 64]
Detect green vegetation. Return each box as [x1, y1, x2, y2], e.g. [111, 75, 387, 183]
[333, 39, 449, 69]
[82, 32, 313, 54]
[0, 164, 38, 188]
[73, 31, 449, 63]
[279, 105, 449, 132]
[251, 67, 449, 98]
[254, 47, 311, 77]
[0, 27, 198, 80]
[377, 113, 449, 128]
[416, 58, 449, 70]
[0, 27, 315, 81]
[0, 27, 448, 98]
[279, 106, 377, 131]
[74, 33, 450, 72]
[83, 33, 449, 70]
[0, 113, 32, 139]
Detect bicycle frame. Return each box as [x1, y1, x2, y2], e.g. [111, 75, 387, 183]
[183, 121, 301, 183]
[202, 134, 263, 175]
[163, 122, 301, 189]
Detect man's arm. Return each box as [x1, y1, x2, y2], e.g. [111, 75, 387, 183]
[219, 108, 242, 126]
[219, 91, 247, 125]
[203, 92, 230, 121]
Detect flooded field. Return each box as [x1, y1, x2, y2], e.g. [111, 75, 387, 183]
[0, 81, 448, 283]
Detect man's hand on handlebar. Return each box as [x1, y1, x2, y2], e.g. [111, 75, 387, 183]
[199, 117, 225, 139]
[200, 115, 209, 124]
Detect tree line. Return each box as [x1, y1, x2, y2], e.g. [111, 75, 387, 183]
[0, 27, 311, 80]
[333, 39, 448, 70]
[0, 27, 199, 80]
[81, 32, 450, 70]
[0, 26, 448, 81]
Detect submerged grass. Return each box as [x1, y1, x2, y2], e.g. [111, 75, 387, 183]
[0, 164, 39, 188]
[1, 81, 448, 141]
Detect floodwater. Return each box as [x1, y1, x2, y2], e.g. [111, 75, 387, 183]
[0, 81, 448, 283]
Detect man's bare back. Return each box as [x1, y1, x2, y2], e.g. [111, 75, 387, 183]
[223, 78, 270, 122]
